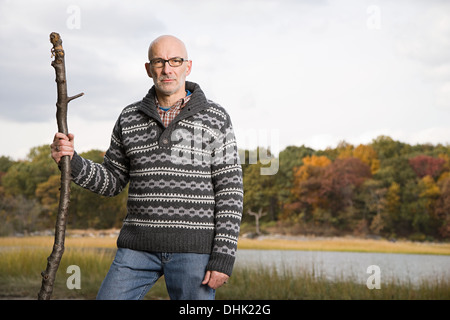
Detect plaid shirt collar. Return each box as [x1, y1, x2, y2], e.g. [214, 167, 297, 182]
[155, 90, 192, 127]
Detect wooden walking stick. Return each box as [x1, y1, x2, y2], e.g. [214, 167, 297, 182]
[38, 32, 83, 300]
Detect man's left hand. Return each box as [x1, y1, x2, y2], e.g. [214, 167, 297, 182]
[202, 270, 229, 289]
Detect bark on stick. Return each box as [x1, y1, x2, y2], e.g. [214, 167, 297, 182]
[38, 32, 83, 300]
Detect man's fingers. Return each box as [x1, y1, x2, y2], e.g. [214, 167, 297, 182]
[202, 270, 211, 285]
[203, 271, 229, 289]
[51, 133, 75, 164]
[54, 132, 70, 141]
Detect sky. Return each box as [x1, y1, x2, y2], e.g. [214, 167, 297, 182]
[1, 0, 449, 160]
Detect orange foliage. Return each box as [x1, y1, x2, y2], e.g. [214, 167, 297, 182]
[338, 144, 380, 174]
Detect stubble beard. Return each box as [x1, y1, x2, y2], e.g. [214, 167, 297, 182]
[156, 74, 187, 97]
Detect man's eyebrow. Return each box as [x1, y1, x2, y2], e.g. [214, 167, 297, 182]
[151, 56, 183, 60]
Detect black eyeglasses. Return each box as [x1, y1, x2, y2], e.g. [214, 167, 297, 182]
[149, 57, 190, 68]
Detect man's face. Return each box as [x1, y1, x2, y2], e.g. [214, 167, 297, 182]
[145, 37, 192, 98]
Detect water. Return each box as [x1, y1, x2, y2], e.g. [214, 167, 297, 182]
[235, 249, 450, 286]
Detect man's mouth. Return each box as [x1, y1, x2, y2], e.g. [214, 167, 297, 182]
[160, 78, 175, 83]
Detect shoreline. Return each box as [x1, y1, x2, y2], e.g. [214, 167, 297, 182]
[238, 234, 450, 255]
[1, 230, 449, 255]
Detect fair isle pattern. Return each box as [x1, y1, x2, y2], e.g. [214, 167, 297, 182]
[123, 218, 215, 229]
[70, 82, 243, 276]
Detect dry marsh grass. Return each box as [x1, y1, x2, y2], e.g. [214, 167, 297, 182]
[238, 236, 450, 255]
[1, 233, 449, 255]
[1, 233, 449, 300]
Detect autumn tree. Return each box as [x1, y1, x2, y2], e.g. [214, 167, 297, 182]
[409, 155, 446, 179]
[352, 144, 380, 174]
[276, 145, 314, 204]
[1, 135, 449, 240]
[285, 155, 331, 220]
[320, 157, 372, 223]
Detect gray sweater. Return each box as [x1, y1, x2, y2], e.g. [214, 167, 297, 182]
[70, 81, 243, 276]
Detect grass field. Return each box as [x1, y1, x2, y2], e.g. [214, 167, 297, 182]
[2, 233, 449, 254]
[0, 234, 449, 300]
[238, 236, 450, 255]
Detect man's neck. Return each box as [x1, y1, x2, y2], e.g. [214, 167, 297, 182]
[155, 90, 186, 107]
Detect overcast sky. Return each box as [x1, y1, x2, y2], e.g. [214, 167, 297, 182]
[1, 0, 449, 160]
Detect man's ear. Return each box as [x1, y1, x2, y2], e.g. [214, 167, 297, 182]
[185, 60, 192, 77]
[145, 62, 153, 78]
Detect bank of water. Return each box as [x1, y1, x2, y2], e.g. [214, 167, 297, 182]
[235, 249, 450, 286]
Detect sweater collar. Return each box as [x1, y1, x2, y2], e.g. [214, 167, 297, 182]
[138, 81, 209, 124]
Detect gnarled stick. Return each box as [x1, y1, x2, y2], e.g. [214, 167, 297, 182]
[38, 32, 83, 300]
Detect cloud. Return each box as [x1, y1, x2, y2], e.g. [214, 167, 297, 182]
[0, 0, 166, 123]
[393, 1, 450, 111]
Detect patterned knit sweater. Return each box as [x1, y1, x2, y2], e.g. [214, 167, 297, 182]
[70, 81, 243, 276]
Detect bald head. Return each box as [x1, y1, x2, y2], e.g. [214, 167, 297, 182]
[145, 35, 192, 106]
[148, 35, 188, 61]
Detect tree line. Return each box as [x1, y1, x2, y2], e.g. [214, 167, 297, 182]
[0, 135, 449, 241]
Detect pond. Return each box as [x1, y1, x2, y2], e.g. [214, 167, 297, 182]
[235, 249, 450, 286]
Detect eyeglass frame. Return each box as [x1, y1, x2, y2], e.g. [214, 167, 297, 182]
[149, 57, 191, 68]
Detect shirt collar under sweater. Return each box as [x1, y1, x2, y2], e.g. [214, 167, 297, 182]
[138, 81, 210, 127]
[155, 90, 192, 127]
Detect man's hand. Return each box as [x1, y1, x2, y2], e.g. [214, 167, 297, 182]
[51, 132, 75, 164]
[202, 270, 229, 290]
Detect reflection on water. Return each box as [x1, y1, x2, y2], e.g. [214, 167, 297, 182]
[235, 249, 450, 285]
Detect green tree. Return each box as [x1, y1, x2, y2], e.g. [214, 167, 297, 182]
[374, 156, 416, 188]
[383, 181, 401, 235]
[275, 145, 314, 205]
[243, 161, 278, 222]
[2, 145, 58, 198]
[0, 155, 14, 173]
[435, 177, 450, 238]
[400, 180, 424, 238]
[416, 175, 441, 237]
[356, 179, 386, 234]
[371, 135, 408, 160]
[35, 174, 61, 223]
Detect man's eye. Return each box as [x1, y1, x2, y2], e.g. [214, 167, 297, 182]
[152, 59, 164, 65]
[169, 58, 183, 66]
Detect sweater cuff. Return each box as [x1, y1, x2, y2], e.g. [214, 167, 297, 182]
[206, 252, 236, 277]
[70, 151, 84, 178]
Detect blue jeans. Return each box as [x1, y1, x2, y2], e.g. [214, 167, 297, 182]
[96, 248, 215, 300]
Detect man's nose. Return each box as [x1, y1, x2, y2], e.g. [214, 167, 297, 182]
[162, 61, 172, 74]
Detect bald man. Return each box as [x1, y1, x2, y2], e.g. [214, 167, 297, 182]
[51, 35, 243, 300]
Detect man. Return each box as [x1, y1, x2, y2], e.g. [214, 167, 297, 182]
[51, 35, 243, 300]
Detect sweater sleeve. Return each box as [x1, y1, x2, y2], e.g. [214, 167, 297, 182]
[70, 117, 130, 197]
[206, 114, 243, 276]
